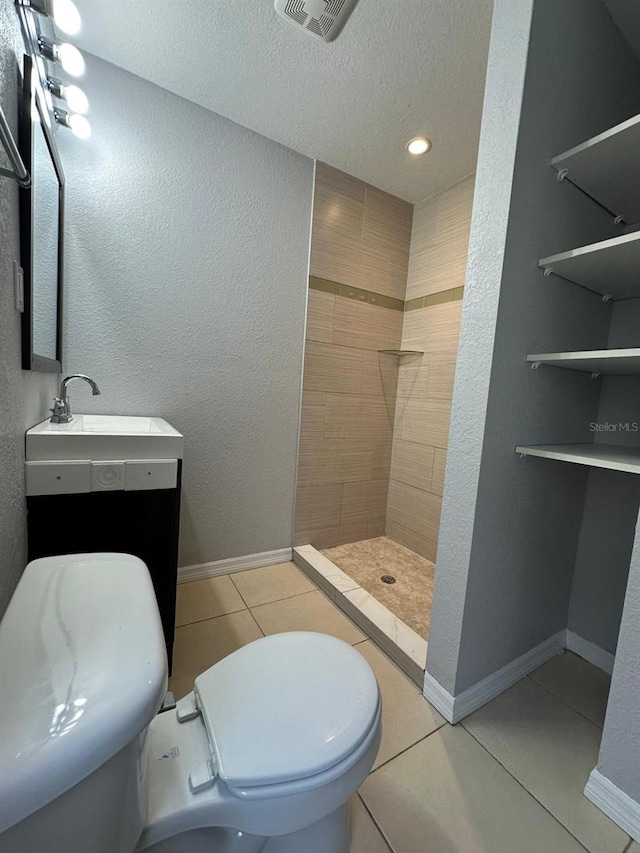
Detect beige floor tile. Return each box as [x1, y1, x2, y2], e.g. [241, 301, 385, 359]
[361, 725, 587, 853]
[530, 651, 611, 727]
[355, 640, 444, 768]
[628, 843, 640, 852]
[230, 562, 316, 608]
[463, 677, 628, 853]
[169, 610, 263, 700]
[350, 795, 392, 853]
[250, 589, 366, 645]
[175, 575, 245, 627]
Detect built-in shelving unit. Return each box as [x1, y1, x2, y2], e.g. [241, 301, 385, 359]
[521, 113, 640, 475]
[538, 231, 640, 300]
[527, 348, 640, 374]
[377, 350, 423, 357]
[516, 444, 640, 475]
[551, 113, 640, 223]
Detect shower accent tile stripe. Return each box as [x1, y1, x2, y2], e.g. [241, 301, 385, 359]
[310, 276, 464, 313]
[309, 276, 404, 311]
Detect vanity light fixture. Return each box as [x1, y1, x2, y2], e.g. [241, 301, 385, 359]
[46, 77, 89, 114]
[39, 37, 85, 77]
[28, 0, 82, 35]
[406, 136, 432, 156]
[54, 108, 91, 139]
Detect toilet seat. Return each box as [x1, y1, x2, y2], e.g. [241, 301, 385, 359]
[193, 632, 379, 791]
[137, 633, 382, 849]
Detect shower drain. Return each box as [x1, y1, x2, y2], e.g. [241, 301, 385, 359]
[381, 575, 396, 584]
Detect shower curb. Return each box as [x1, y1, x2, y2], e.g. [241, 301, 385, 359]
[293, 544, 427, 687]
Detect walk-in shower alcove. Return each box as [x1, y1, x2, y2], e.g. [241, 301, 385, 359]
[293, 162, 475, 681]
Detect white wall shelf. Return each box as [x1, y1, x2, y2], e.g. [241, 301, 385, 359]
[515, 444, 640, 475]
[527, 348, 640, 375]
[551, 113, 640, 224]
[538, 231, 640, 300]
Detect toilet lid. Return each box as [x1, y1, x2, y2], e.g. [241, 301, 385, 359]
[194, 632, 379, 789]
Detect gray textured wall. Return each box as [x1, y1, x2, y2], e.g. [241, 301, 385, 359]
[568, 300, 640, 655]
[0, 0, 59, 618]
[428, 0, 640, 695]
[596, 507, 640, 805]
[58, 55, 314, 568]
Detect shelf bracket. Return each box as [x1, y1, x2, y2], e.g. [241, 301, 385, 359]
[556, 168, 569, 182]
[530, 361, 541, 370]
[614, 215, 625, 225]
[543, 267, 554, 278]
[601, 294, 612, 303]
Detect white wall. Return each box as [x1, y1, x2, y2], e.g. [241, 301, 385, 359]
[0, 0, 59, 617]
[58, 54, 314, 567]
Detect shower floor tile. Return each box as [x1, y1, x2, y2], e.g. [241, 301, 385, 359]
[321, 536, 434, 639]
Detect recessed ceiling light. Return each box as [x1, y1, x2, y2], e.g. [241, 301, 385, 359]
[407, 137, 432, 156]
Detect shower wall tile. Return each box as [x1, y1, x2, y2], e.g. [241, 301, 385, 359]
[295, 163, 411, 549]
[332, 296, 403, 351]
[431, 448, 447, 497]
[405, 175, 474, 302]
[324, 393, 395, 441]
[304, 341, 365, 394]
[386, 177, 473, 562]
[390, 440, 436, 491]
[310, 162, 413, 300]
[396, 398, 452, 448]
[299, 391, 326, 439]
[306, 289, 335, 343]
[295, 483, 343, 530]
[341, 479, 390, 525]
[297, 439, 373, 486]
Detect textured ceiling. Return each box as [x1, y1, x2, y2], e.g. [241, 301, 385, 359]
[70, 0, 493, 203]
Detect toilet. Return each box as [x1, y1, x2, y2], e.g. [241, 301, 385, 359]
[0, 553, 381, 853]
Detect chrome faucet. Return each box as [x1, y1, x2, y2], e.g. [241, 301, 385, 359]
[50, 375, 101, 424]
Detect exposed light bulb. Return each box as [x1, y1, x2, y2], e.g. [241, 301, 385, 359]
[62, 84, 89, 114]
[51, 0, 81, 35]
[406, 137, 432, 156]
[56, 42, 85, 77]
[68, 113, 91, 139]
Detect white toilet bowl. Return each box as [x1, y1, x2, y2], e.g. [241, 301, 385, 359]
[0, 554, 381, 853]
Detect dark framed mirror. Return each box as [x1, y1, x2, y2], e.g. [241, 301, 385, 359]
[19, 54, 65, 372]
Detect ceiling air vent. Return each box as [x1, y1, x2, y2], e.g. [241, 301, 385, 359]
[274, 0, 359, 42]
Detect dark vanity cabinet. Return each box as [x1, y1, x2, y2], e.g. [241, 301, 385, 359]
[26, 462, 182, 673]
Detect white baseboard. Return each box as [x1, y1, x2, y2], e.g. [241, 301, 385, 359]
[585, 769, 640, 843]
[423, 630, 566, 724]
[565, 630, 615, 675]
[178, 548, 293, 583]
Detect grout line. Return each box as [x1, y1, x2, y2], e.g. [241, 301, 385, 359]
[175, 605, 247, 630]
[461, 724, 592, 852]
[238, 586, 327, 611]
[368, 725, 447, 776]
[228, 573, 250, 609]
[622, 838, 634, 852]
[245, 607, 265, 638]
[356, 792, 395, 853]
[526, 671, 605, 730]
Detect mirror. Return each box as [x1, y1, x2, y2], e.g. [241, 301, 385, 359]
[19, 55, 64, 372]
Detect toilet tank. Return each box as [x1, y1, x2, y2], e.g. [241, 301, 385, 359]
[0, 553, 168, 853]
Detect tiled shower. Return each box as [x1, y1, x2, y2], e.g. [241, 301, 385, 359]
[294, 162, 474, 640]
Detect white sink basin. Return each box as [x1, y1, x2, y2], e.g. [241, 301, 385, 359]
[26, 415, 184, 461]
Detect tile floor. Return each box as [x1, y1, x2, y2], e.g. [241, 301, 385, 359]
[170, 562, 633, 853]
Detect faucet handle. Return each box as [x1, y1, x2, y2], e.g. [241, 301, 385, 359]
[50, 397, 72, 424]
